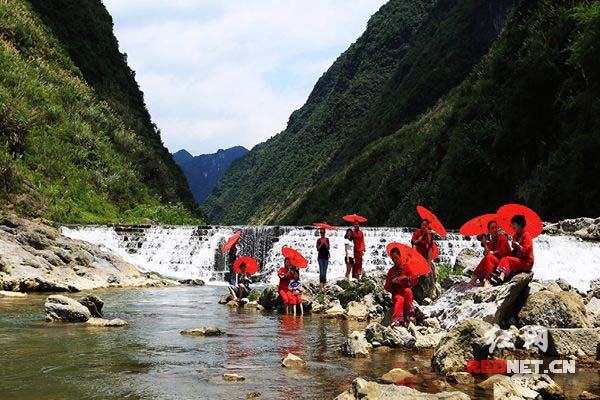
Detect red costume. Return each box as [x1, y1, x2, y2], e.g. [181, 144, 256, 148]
[411, 229, 433, 259]
[497, 231, 534, 277]
[277, 267, 294, 304]
[352, 229, 365, 279]
[473, 234, 512, 281]
[385, 263, 418, 324]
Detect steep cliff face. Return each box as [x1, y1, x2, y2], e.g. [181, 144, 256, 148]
[204, 0, 517, 225]
[0, 0, 201, 224]
[174, 146, 249, 204]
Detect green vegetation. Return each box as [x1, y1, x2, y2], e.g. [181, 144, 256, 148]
[204, 0, 518, 225]
[0, 0, 202, 224]
[436, 263, 463, 284]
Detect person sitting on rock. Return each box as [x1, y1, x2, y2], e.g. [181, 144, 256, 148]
[385, 247, 418, 327]
[288, 271, 304, 316]
[493, 215, 534, 284]
[229, 262, 252, 299]
[470, 220, 512, 288]
[277, 257, 295, 314]
[412, 219, 435, 278]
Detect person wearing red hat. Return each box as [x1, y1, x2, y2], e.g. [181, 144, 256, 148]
[352, 221, 365, 279]
[278, 257, 296, 314]
[494, 215, 535, 283]
[470, 220, 512, 288]
[385, 247, 418, 327]
[412, 219, 434, 276]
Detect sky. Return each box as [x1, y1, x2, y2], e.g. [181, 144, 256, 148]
[103, 0, 387, 156]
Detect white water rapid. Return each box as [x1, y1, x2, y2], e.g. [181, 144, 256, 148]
[61, 225, 600, 291]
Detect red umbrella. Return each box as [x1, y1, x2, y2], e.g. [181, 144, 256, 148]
[281, 247, 308, 269]
[459, 214, 498, 236]
[385, 242, 431, 275]
[312, 223, 337, 231]
[496, 204, 543, 238]
[416, 206, 447, 237]
[343, 214, 367, 223]
[233, 256, 259, 275]
[221, 230, 241, 253]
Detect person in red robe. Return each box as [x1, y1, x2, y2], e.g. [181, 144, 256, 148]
[352, 221, 365, 279]
[277, 258, 295, 314]
[411, 219, 435, 277]
[495, 215, 535, 283]
[470, 220, 512, 287]
[385, 247, 418, 327]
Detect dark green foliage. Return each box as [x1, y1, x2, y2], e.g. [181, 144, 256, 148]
[0, 0, 202, 224]
[207, 0, 599, 227]
[204, 0, 517, 225]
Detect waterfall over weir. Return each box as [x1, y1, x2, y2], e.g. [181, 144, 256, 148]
[61, 225, 600, 291]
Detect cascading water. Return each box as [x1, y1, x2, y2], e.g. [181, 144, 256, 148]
[61, 225, 600, 290]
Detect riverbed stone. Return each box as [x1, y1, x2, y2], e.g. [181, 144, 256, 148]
[180, 327, 225, 337]
[340, 330, 372, 358]
[518, 290, 589, 328]
[381, 368, 414, 383]
[78, 294, 104, 317]
[497, 374, 566, 400]
[545, 328, 600, 358]
[324, 301, 345, 317]
[84, 317, 129, 327]
[422, 273, 532, 329]
[223, 373, 245, 382]
[45, 294, 91, 322]
[431, 319, 494, 375]
[364, 322, 415, 348]
[335, 377, 470, 400]
[0, 290, 27, 298]
[346, 301, 368, 321]
[281, 353, 304, 368]
[179, 278, 205, 286]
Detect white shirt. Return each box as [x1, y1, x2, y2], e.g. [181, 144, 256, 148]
[345, 239, 354, 256]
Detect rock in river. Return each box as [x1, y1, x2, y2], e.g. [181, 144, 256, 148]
[45, 294, 91, 322]
[335, 377, 470, 400]
[281, 353, 304, 368]
[518, 289, 589, 328]
[340, 330, 372, 358]
[180, 327, 225, 336]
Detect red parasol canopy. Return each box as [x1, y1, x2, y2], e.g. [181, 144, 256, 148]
[385, 242, 431, 275]
[221, 230, 241, 253]
[496, 204, 543, 239]
[312, 223, 337, 231]
[281, 247, 308, 269]
[233, 256, 259, 275]
[459, 214, 498, 236]
[343, 214, 367, 223]
[416, 206, 447, 238]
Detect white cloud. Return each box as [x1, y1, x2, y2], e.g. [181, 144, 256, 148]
[103, 0, 387, 155]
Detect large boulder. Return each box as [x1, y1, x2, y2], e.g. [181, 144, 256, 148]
[546, 328, 600, 358]
[45, 295, 91, 322]
[365, 322, 415, 348]
[485, 374, 565, 400]
[340, 331, 372, 358]
[258, 285, 280, 310]
[335, 378, 470, 400]
[431, 319, 494, 375]
[422, 273, 532, 329]
[412, 273, 442, 303]
[518, 290, 589, 328]
[586, 297, 600, 328]
[78, 294, 104, 317]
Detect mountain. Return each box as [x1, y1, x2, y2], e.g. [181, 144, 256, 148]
[204, 0, 518, 225]
[0, 0, 202, 224]
[174, 146, 249, 204]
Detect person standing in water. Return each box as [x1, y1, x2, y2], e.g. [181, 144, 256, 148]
[385, 247, 418, 327]
[494, 215, 534, 283]
[316, 228, 330, 289]
[277, 257, 295, 315]
[411, 219, 434, 277]
[352, 221, 365, 280]
[288, 267, 303, 316]
[344, 229, 354, 281]
[470, 220, 512, 287]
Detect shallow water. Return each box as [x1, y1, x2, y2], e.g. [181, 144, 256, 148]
[0, 286, 598, 400]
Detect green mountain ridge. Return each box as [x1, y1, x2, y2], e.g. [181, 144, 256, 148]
[204, 0, 523, 225]
[0, 0, 202, 224]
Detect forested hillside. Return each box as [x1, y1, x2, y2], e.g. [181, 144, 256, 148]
[0, 0, 201, 224]
[205, 0, 599, 227]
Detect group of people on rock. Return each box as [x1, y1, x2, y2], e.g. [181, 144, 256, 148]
[226, 211, 536, 327]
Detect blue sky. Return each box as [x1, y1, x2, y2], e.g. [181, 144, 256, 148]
[103, 0, 387, 155]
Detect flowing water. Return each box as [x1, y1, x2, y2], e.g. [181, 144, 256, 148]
[62, 225, 600, 291]
[1, 286, 598, 400]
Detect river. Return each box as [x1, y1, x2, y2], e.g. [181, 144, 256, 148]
[1, 286, 598, 400]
